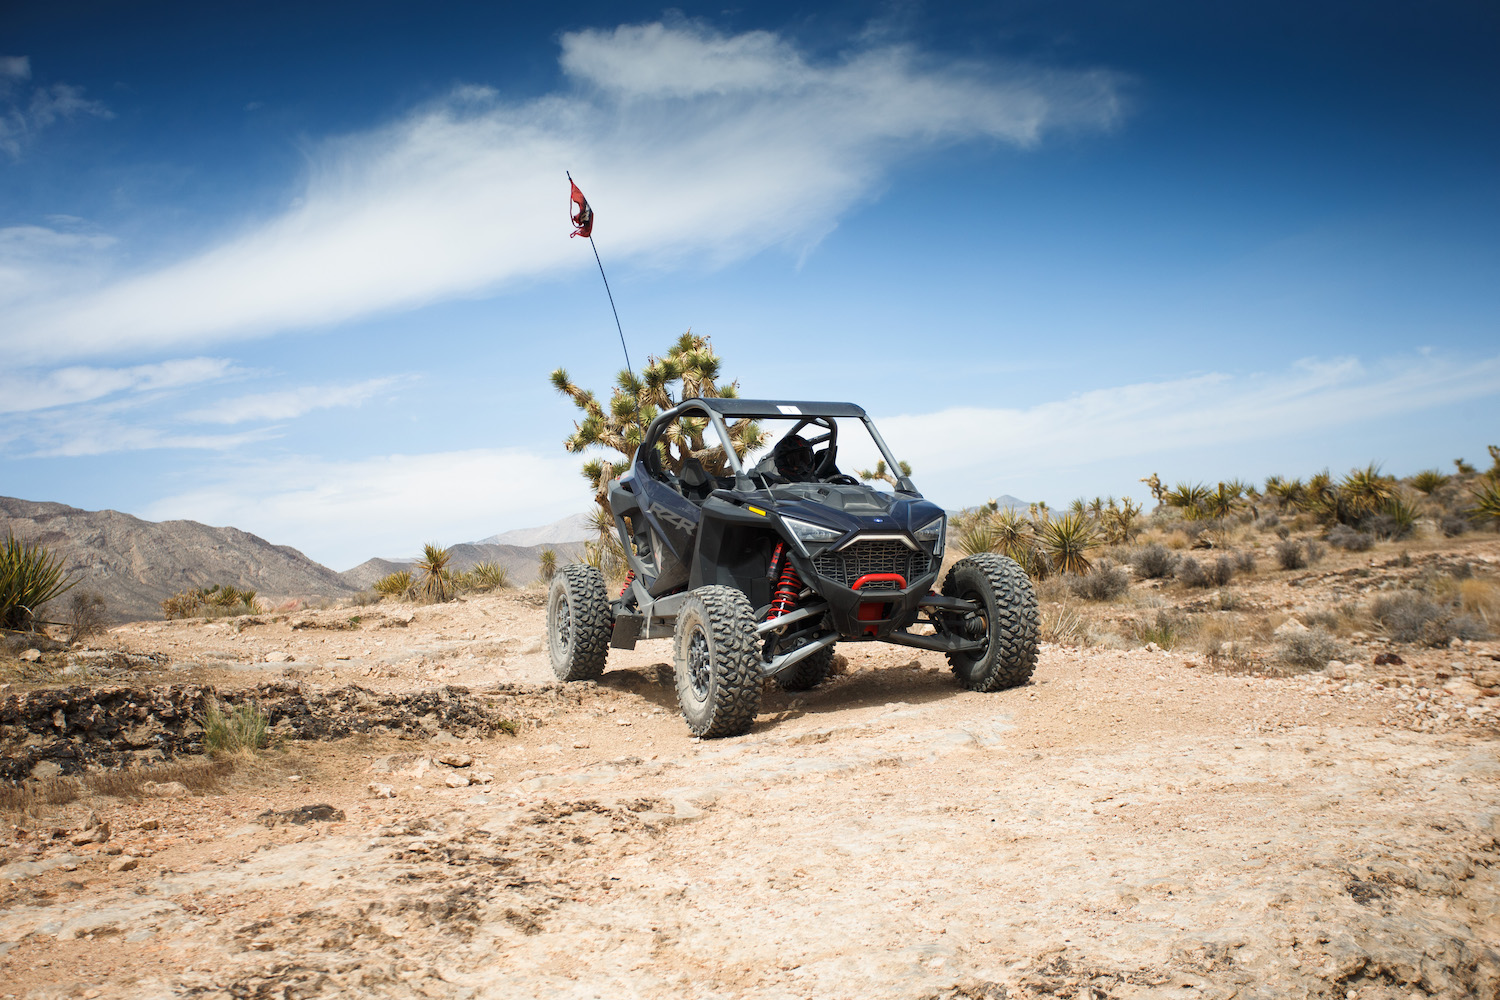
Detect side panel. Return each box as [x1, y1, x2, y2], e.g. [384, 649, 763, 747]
[690, 499, 780, 612]
[634, 476, 699, 596]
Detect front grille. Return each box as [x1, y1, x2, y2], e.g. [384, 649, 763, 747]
[812, 539, 932, 589]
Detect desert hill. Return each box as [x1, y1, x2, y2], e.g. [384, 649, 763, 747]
[0, 496, 357, 623]
[340, 538, 587, 590]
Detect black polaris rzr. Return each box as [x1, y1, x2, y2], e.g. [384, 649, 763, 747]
[546, 398, 1038, 737]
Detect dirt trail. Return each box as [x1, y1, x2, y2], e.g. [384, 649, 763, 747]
[3, 568, 1499, 998]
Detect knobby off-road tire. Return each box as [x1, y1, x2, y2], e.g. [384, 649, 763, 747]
[672, 586, 763, 738]
[547, 564, 611, 682]
[773, 644, 835, 692]
[942, 553, 1039, 691]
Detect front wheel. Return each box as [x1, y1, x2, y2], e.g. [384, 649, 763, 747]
[773, 643, 835, 692]
[547, 564, 611, 681]
[942, 553, 1039, 691]
[672, 586, 763, 738]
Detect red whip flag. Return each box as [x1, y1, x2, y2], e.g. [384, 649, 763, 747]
[569, 179, 594, 238]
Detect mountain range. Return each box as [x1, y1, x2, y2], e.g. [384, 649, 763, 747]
[0, 497, 591, 623]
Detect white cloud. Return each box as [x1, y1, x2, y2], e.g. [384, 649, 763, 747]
[181, 377, 400, 424]
[0, 64, 110, 159]
[3, 21, 1123, 363]
[860, 353, 1500, 505]
[0, 223, 116, 308]
[143, 448, 592, 570]
[0, 357, 235, 414]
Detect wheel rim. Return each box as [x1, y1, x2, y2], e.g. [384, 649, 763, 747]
[960, 590, 990, 659]
[686, 626, 711, 698]
[551, 593, 571, 657]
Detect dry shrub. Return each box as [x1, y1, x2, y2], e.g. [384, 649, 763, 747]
[68, 590, 109, 644]
[0, 778, 79, 817]
[201, 698, 270, 758]
[1131, 543, 1177, 579]
[1133, 610, 1193, 649]
[1277, 626, 1344, 669]
[1040, 604, 1087, 644]
[1275, 539, 1307, 570]
[1179, 556, 1235, 589]
[1068, 562, 1129, 602]
[84, 758, 233, 799]
[1326, 524, 1374, 552]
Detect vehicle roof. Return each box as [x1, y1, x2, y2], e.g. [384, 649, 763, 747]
[678, 398, 868, 419]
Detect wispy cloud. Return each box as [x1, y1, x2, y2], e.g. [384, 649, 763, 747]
[859, 352, 1500, 503]
[135, 350, 1500, 568]
[0, 357, 235, 414]
[0, 56, 111, 160]
[181, 377, 400, 424]
[143, 448, 590, 569]
[2, 22, 1123, 363]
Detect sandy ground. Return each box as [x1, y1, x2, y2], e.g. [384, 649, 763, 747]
[2, 540, 1499, 999]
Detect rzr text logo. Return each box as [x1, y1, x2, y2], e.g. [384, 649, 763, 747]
[654, 506, 695, 532]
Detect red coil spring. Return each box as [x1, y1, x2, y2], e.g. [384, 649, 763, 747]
[619, 570, 635, 598]
[767, 543, 802, 620]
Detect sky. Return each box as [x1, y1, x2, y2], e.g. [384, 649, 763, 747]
[1, 0, 1496, 570]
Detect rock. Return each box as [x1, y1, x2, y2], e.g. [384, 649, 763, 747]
[264, 651, 292, 663]
[1274, 619, 1309, 638]
[257, 804, 346, 827]
[108, 855, 138, 872]
[1143, 642, 1161, 653]
[69, 822, 110, 846]
[1374, 652, 1405, 666]
[444, 773, 471, 788]
[1326, 661, 1348, 680]
[368, 783, 397, 799]
[473, 772, 494, 785]
[142, 781, 188, 798]
[1474, 670, 1500, 688]
[19, 648, 41, 662]
[30, 759, 64, 780]
[436, 752, 473, 768]
[137, 819, 160, 831]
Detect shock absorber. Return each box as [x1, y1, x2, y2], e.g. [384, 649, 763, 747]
[619, 570, 635, 598]
[767, 542, 803, 620]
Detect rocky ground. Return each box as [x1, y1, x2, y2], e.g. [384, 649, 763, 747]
[1, 536, 1498, 999]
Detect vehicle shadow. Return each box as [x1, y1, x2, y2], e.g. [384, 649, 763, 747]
[598, 660, 1024, 731]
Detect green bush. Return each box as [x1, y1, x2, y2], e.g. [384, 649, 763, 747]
[1, 534, 78, 630]
[201, 698, 270, 757]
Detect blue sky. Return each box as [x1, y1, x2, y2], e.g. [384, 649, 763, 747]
[1, 1, 1496, 569]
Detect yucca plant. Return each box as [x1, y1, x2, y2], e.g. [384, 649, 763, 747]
[1037, 513, 1099, 576]
[1264, 475, 1304, 509]
[1410, 469, 1450, 495]
[1164, 482, 1211, 518]
[1380, 493, 1421, 537]
[1455, 458, 1477, 475]
[1294, 470, 1340, 523]
[991, 509, 1033, 559]
[1471, 476, 1500, 523]
[538, 549, 558, 583]
[373, 570, 413, 598]
[417, 544, 451, 603]
[1339, 463, 1396, 521]
[1, 534, 78, 630]
[470, 561, 509, 590]
[956, 518, 999, 556]
[1201, 482, 1243, 521]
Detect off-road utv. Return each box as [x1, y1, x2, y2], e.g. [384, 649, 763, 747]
[547, 398, 1038, 737]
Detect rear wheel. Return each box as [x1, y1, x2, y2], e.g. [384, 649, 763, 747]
[773, 644, 835, 692]
[547, 564, 611, 681]
[942, 553, 1038, 691]
[672, 586, 763, 738]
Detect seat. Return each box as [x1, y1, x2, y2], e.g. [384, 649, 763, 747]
[678, 458, 715, 502]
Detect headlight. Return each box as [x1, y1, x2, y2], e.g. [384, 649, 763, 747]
[782, 517, 842, 545]
[914, 516, 945, 553]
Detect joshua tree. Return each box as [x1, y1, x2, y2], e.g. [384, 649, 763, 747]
[551, 331, 767, 511]
[857, 459, 912, 486]
[538, 548, 557, 583]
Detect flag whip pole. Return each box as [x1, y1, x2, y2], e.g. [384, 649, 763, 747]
[569, 171, 633, 379]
